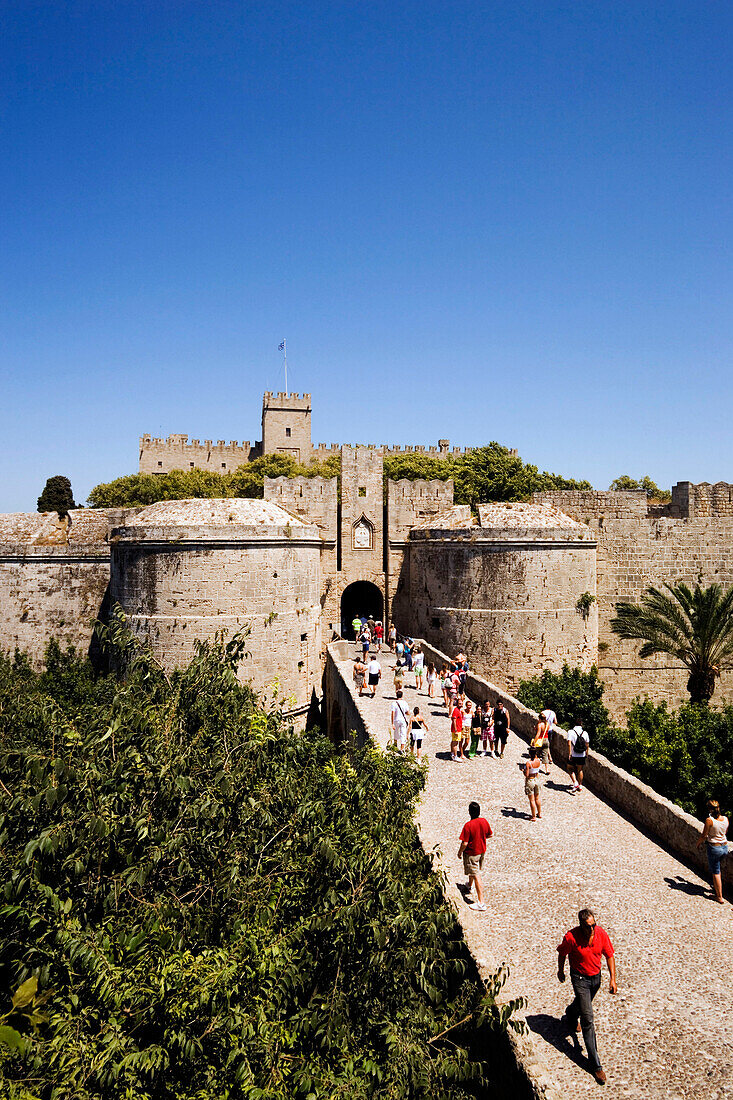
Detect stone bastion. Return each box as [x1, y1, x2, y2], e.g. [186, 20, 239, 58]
[406, 502, 598, 692]
[109, 498, 322, 710]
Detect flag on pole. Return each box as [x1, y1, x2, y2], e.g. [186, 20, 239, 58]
[278, 341, 285, 351]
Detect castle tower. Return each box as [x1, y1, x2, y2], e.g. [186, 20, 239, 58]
[261, 392, 312, 462]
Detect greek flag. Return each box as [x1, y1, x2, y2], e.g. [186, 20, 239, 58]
[278, 341, 285, 351]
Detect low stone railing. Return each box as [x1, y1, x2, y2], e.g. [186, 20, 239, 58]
[418, 640, 732, 891]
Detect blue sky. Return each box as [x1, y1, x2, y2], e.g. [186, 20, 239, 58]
[2, 1, 732, 510]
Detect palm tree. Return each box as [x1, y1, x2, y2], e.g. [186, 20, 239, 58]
[610, 581, 733, 704]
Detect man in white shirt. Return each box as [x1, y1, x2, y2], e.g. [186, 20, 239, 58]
[568, 725, 589, 791]
[390, 690, 409, 753]
[367, 656, 381, 697]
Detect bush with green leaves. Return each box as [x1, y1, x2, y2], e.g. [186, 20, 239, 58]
[0, 629, 521, 1099]
[37, 476, 75, 517]
[515, 663, 611, 740]
[87, 453, 341, 508]
[516, 665, 732, 818]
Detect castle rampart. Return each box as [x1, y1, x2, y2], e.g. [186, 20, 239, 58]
[533, 486, 733, 715]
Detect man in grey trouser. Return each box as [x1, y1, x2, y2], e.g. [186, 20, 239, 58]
[557, 908, 617, 1085]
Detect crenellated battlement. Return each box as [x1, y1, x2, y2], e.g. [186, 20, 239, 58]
[262, 391, 311, 408]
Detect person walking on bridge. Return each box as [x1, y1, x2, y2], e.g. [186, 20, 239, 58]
[558, 908, 617, 1085]
[493, 699, 510, 759]
[697, 799, 729, 904]
[457, 801, 493, 911]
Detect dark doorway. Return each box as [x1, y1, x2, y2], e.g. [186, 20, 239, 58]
[341, 581, 384, 638]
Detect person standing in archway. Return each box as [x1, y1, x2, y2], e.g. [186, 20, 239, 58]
[351, 614, 362, 642]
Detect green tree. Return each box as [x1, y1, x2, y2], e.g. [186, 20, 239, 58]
[37, 476, 75, 516]
[610, 475, 671, 501]
[451, 444, 591, 509]
[516, 663, 611, 738]
[87, 454, 341, 508]
[0, 625, 520, 1099]
[383, 453, 454, 484]
[611, 581, 733, 703]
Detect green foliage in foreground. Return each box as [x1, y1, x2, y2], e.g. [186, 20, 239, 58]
[0, 632, 521, 1099]
[516, 664, 732, 818]
[87, 452, 341, 508]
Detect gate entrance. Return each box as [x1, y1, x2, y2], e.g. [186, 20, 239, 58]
[340, 581, 384, 638]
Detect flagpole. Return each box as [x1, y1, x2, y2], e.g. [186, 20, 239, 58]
[279, 339, 288, 395]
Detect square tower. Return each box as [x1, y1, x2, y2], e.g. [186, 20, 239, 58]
[262, 392, 312, 462]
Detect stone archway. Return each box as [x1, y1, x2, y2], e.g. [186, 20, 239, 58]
[340, 581, 384, 638]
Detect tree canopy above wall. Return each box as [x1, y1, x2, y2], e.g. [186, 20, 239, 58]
[88, 445, 590, 508]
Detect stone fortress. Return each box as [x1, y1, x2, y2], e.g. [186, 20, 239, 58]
[3, 390, 733, 717]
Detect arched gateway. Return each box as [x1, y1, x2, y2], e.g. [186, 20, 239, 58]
[340, 581, 384, 639]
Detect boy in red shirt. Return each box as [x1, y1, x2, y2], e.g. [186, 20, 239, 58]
[557, 908, 617, 1084]
[457, 802, 493, 911]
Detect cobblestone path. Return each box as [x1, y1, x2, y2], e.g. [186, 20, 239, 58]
[338, 649, 733, 1099]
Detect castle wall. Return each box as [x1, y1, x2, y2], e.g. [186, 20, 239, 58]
[264, 476, 339, 616]
[261, 391, 312, 461]
[407, 528, 597, 693]
[386, 478, 454, 631]
[139, 435, 260, 475]
[110, 519, 322, 708]
[0, 509, 130, 665]
[534, 488, 733, 714]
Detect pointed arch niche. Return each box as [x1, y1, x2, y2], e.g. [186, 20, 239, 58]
[352, 514, 374, 551]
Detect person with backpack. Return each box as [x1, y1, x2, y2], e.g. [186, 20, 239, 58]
[568, 725, 589, 791]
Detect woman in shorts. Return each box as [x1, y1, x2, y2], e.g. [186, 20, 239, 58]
[409, 705, 429, 760]
[393, 661, 405, 694]
[523, 747, 542, 821]
[531, 715, 551, 775]
[413, 645, 425, 692]
[352, 657, 366, 696]
[697, 799, 729, 904]
[426, 662, 437, 698]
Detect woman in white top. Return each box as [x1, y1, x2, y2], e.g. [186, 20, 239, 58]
[523, 747, 542, 820]
[697, 799, 729, 904]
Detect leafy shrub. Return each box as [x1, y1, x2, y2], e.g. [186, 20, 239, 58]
[516, 664, 611, 738]
[87, 454, 341, 508]
[0, 632, 520, 1099]
[516, 666, 732, 818]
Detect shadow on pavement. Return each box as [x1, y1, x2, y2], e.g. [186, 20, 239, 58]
[544, 779, 574, 793]
[525, 1013, 590, 1074]
[501, 806, 532, 820]
[664, 875, 712, 898]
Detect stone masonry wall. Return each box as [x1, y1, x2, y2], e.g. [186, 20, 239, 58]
[139, 435, 260, 474]
[534, 490, 733, 714]
[110, 527, 322, 709]
[0, 509, 140, 665]
[407, 531, 597, 693]
[386, 479, 454, 632]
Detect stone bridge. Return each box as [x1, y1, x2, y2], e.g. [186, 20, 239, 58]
[323, 640, 733, 1099]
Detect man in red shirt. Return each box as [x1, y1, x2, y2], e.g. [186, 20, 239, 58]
[457, 802, 493, 911]
[557, 908, 617, 1084]
[450, 698, 464, 761]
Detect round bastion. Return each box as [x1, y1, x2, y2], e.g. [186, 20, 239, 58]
[407, 502, 598, 692]
[110, 499, 322, 710]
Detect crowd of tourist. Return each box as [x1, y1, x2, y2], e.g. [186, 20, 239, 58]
[347, 617, 730, 1086]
